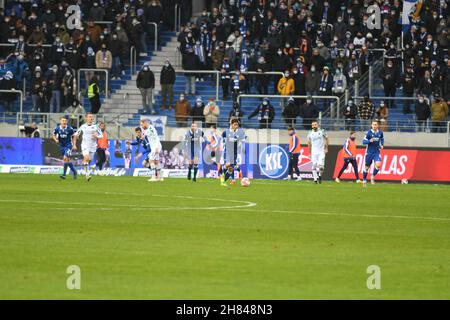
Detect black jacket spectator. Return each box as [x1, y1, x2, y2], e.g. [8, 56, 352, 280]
[299, 101, 320, 122]
[190, 101, 205, 124]
[136, 68, 155, 89]
[282, 99, 299, 125]
[415, 100, 431, 121]
[160, 64, 176, 85]
[229, 102, 244, 125]
[182, 51, 200, 70]
[249, 99, 275, 129]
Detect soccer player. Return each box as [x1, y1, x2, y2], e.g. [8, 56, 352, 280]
[96, 122, 108, 170]
[307, 120, 329, 184]
[72, 113, 103, 181]
[129, 127, 154, 178]
[140, 119, 163, 181]
[335, 131, 361, 183]
[362, 120, 384, 186]
[285, 126, 302, 181]
[221, 118, 246, 187]
[52, 116, 77, 180]
[183, 122, 205, 182]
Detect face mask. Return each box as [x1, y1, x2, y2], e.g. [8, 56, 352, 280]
[311, 67, 316, 72]
[165, 63, 169, 67]
[307, 100, 312, 104]
[263, 101, 268, 106]
[180, 96, 185, 100]
[348, 101, 353, 105]
[284, 73, 289, 77]
[419, 98, 424, 103]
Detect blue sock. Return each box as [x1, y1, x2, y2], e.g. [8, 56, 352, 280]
[373, 168, 379, 177]
[63, 163, 68, 176]
[68, 163, 76, 175]
[363, 170, 368, 181]
[224, 171, 231, 182]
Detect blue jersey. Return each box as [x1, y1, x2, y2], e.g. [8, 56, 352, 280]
[130, 136, 152, 158]
[363, 129, 384, 155]
[363, 129, 384, 166]
[54, 125, 75, 148]
[184, 129, 205, 160]
[54, 125, 74, 157]
[222, 128, 246, 164]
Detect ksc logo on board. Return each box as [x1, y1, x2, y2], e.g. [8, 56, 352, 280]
[259, 145, 288, 179]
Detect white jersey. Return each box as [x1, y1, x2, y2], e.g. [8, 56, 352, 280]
[141, 125, 161, 149]
[307, 129, 328, 155]
[75, 123, 103, 152]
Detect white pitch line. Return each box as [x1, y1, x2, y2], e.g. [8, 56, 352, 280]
[223, 208, 450, 222]
[0, 194, 257, 211]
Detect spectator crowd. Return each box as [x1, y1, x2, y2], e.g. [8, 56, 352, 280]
[177, 0, 449, 131]
[0, 0, 183, 114]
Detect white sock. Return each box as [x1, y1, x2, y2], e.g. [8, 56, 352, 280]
[312, 169, 318, 181]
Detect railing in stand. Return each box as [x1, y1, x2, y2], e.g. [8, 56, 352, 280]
[130, 46, 137, 75]
[147, 22, 158, 52]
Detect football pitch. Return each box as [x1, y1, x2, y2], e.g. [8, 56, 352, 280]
[0, 174, 449, 300]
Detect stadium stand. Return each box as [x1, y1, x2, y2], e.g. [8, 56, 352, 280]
[0, 0, 448, 133]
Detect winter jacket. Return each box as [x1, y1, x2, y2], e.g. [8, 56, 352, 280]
[160, 65, 176, 85]
[136, 70, 155, 89]
[95, 49, 113, 69]
[203, 102, 220, 124]
[431, 101, 449, 121]
[415, 101, 431, 121]
[305, 71, 321, 93]
[175, 99, 192, 122]
[277, 77, 295, 96]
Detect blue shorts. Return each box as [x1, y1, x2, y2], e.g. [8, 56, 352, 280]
[365, 152, 381, 166]
[60, 146, 72, 158]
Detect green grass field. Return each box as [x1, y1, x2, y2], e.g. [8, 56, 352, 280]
[0, 174, 449, 299]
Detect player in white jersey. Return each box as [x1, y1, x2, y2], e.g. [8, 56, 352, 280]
[307, 120, 329, 184]
[73, 113, 103, 181]
[140, 119, 163, 181]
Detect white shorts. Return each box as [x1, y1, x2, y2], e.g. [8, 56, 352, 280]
[311, 153, 325, 167]
[82, 145, 96, 160]
[149, 143, 162, 161]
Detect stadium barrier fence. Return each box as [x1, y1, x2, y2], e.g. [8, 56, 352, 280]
[2, 137, 450, 183]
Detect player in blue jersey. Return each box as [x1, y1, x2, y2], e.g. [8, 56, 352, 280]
[362, 120, 384, 187]
[183, 122, 205, 182]
[52, 117, 77, 180]
[128, 127, 156, 181]
[221, 118, 246, 187]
